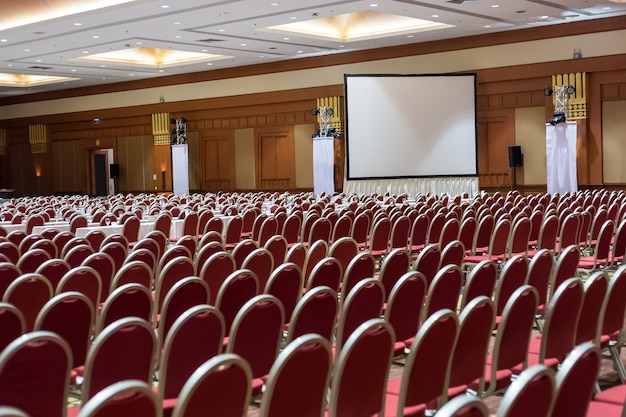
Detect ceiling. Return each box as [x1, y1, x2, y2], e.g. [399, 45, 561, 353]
[1, 0, 625, 99]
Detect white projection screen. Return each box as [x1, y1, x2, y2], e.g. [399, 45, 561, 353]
[344, 73, 478, 180]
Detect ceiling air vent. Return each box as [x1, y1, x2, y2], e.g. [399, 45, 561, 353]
[28, 65, 53, 70]
[198, 38, 226, 43]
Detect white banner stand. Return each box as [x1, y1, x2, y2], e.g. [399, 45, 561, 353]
[546, 121, 577, 194]
[313, 136, 335, 195]
[171, 144, 189, 196]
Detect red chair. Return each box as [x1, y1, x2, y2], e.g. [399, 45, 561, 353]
[302, 240, 328, 287]
[494, 255, 529, 319]
[433, 396, 489, 417]
[264, 262, 302, 321]
[408, 214, 429, 256]
[495, 365, 555, 417]
[525, 249, 554, 330]
[74, 380, 159, 417]
[16, 248, 51, 274]
[0, 241, 19, 264]
[0, 331, 71, 417]
[223, 215, 243, 250]
[171, 353, 252, 417]
[259, 334, 332, 417]
[30, 238, 58, 259]
[385, 309, 459, 417]
[84, 230, 107, 251]
[263, 234, 288, 267]
[0, 302, 25, 353]
[306, 256, 343, 294]
[241, 247, 274, 291]
[2, 273, 53, 331]
[34, 291, 95, 379]
[215, 269, 259, 334]
[379, 248, 411, 299]
[56, 265, 102, 310]
[159, 305, 226, 416]
[575, 271, 609, 346]
[96, 283, 153, 335]
[80, 317, 156, 403]
[327, 319, 394, 417]
[285, 286, 338, 344]
[423, 265, 463, 320]
[413, 244, 441, 286]
[384, 271, 427, 357]
[64, 244, 95, 269]
[226, 294, 285, 396]
[122, 216, 141, 244]
[154, 256, 195, 320]
[231, 239, 258, 269]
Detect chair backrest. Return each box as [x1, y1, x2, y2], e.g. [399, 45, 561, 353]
[77, 380, 161, 417]
[3, 273, 53, 331]
[16, 248, 51, 274]
[226, 294, 285, 380]
[539, 278, 584, 363]
[259, 334, 332, 417]
[551, 244, 580, 298]
[0, 331, 71, 417]
[537, 214, 559, 251]
[390, 215, 411, 250]
[175, 235, 197, 258]
[494, 255, 529, 316]
[526, 249, 554, 311]
[34, 291, 95, 370]
[56, 265, 102, 311]
[82, 252, 116, 303]
[215, 269, 260, 334]
[327, 319, 394, 417]
[281, 213, 302, 244]
[460, 259, 497, 310]
[154, 256, 196, 317]
[328, 236, 359, 276]
[286, 286, 338, 343]
[96, 283, 153, 335]
[81, 317, 157, 402]
[198, 251, 236, 305]
[231, 239, 258, 269]
[551, 342, 601, 417]
[122, 216, 141, 243]
[496, 365, 555, 417]
[302, 240, 328, 284]
[384, 271, 427, 349]
[424, 265, 463, 319]
[487, 285, 538, 395]
[600, 265, 626, 342]
[413, 244, 441, 286]
[100, 242, 128, 274]
[0, 407, 29, 417]
[335, 278, 385, 353]
[0, 302, 25, 353]
[396, 309, 459, 416]
[263, 234, 288, 266]
[158, 277, 211, 348]
[241, 247, 274, 291]
[378, 248, 411, 298]
[159, 305, 225, 403]
[172, 353, 252, 417]
[264, 262, 303, 321]
[446, 296, 495, 404]
[575, 272, 609, 346]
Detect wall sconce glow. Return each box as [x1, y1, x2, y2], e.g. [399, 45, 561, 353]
[0, 0, 135, 31]
[75, 47, 229, 68]
[0, 73, 79, 87]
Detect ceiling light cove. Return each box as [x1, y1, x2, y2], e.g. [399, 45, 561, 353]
[0, 0, 135, 31]
[0, 73, 79, 87]
[263, 10, 454, 42]
[74, 47, 228, 68]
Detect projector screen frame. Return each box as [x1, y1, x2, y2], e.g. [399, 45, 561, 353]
[344, 73, 479, 181]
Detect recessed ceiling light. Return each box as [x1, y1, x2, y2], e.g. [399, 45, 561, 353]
[24, 49, 30, 52]
[491, 4, 500, 7]
[158, 69, 164, 72]
[82, 50, 89, 54]
[297, 50, 303, 53]
[1, 39, 8, 42]
[129, 73, 135, 76]
[270, 2, 279, 6]
[100, 65, 106, 67]
[218, 29, 226, 32]
[241, 43, 247, 46]
[432, 14, 439, 18]
[370, 3, 379, 6]
[283, 37, 290, 40]
[174, 22, 181, 25]
[161, 5, 170, 8]
[407, 35, 414, 38]
[539, 15, 549, 19]
[74, 22, 82, 26]
[136, 41, 142, 45]
[35, 59, 41, 62]
[484, 25, 491, 28]
[7, 64, 13, 67]
[175, 35, 181, 38]
[201, 49, 208, 52]
[289, 16, 297, 20]
[603, 6, 612, 9]
[259, 55, 265, 58]
[92, 35, 100, 39]
[71, 69, 77, 72]
[206, 63, 213, 66]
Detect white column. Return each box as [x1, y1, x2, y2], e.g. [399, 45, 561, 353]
[171, 144, 189, 195]
[313, 136, 335, 195]
[546, 121, 577, 194]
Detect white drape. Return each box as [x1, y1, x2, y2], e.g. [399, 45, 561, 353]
[546, 121, 577, 195]
[343, 177, 479, 197]
[171, 144, 189, 196]
[313, 136, 335, 196]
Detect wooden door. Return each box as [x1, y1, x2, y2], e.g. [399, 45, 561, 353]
[478, 114, 514, 190]
[201, 132, 235, 192]
[255, 128, 295, 191]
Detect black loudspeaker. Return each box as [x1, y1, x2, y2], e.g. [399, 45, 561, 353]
[110, 163, 120, 179]
[508, 146, 523, 168]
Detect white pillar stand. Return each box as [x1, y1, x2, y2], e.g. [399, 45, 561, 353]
[313, 136, 335, 195]
[171, 144, 189, 196]
[546, 121, 577, 194]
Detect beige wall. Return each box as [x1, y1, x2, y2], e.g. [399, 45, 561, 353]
[294, 124, 315, 189]
[515, 107, 548, 186]
[234, 128, 255, 190]
[603, 100, 626, 184]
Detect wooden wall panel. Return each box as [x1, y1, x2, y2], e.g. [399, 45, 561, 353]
[255, 127, 295, 191]
[52, 140, 85, 193]
[117, 135, 153, 192]
[9, 144, 33, 196]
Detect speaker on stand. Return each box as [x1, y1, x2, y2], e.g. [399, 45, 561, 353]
[508, 146, 522, 191]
